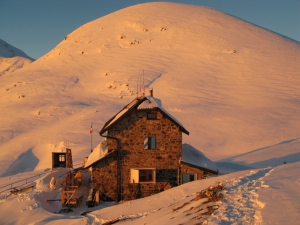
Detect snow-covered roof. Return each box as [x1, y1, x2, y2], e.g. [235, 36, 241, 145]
[182, 144, 218, 173]
[84, 139, 108, 168]
[137, 96, 159, 109]
[147, 96, 187, 133]
[100, 95, 189, 135]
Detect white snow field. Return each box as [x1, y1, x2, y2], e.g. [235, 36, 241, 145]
[0, 2, 299, 224]
[0, 39, 34, 76]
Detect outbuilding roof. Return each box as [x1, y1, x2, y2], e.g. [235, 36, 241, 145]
[181, 144, 218, 174]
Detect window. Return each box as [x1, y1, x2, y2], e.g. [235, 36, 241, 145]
[59, 154, 65, 162]
[139, 170, 153, 182]
[131, 169, 156, 183]
[147, 112, 157, 120]
[144, 136, 156, 149]
[182, 173, 197, 184]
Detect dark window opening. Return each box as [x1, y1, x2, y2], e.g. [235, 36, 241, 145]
[139, 170, 154, 182]
[147, 112, 157, 120]
[182, 173, 197, 184]
[131, 169, 156, 183]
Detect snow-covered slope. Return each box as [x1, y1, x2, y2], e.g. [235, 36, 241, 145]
[0, 39, 33, 59]
[1, 162, 299, 224]
[0, 39, 33, 75]
[0, 3, 300, 224]
[0, 2, 300, 176]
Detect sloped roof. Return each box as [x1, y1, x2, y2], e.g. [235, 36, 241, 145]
[99, 95, 189, 135]
[84, 139, 108, 168]
[181, 144, 218, 174]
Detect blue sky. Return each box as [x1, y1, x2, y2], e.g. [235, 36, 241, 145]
[1, 0, 299, 59]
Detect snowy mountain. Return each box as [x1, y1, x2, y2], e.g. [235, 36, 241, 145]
[0, 39, 34, 75]
[0, 2, 300, 175]
[0, 2, 300, 224]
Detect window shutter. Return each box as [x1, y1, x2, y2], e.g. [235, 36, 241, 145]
[144, 137, 149, 149]
[130, 169, 139, 183]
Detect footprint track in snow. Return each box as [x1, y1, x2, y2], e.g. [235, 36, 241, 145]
[206, 167, 274, 225]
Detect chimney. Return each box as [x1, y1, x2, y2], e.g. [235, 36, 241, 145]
[149, 88, 153, 97]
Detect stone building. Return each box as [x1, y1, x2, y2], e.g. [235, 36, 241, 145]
[86, 93, 218, 202]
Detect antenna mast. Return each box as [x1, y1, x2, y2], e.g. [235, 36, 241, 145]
[136, 70, 146, 97]
[136, 74, 139, 97]
[139, 72, 142, 96]
[143, 69, 145, 96]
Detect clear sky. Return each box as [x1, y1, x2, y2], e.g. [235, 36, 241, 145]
[1, 0, 299, 59]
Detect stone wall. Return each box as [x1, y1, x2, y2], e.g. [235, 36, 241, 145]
[107, 109, 183, 200]
[181, 163, 216, 180]
[91, 151, 118, 201]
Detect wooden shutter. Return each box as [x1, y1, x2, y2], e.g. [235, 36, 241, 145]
[130, 169, 139, 183]
[144, 137, 149, 149]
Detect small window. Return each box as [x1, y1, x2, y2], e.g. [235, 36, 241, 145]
[131, 169, 156, 183]
[182, 173, 197, 184]
[147, 112, 157, 120]
[144, 136, 156, 149]
[139, 170, 153, 182]
[59, 154, 65, 162]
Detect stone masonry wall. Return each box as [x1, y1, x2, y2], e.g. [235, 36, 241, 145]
[92, 151, 118, 201]
[107, 109, 183, 200]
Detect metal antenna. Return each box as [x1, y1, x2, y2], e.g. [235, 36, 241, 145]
[143, 69, 145, 95]
[136, 73, 139, 97]
[139, 72, 142, 96]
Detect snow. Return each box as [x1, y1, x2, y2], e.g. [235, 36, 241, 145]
[0, 2, 300, 224]
[1, 163, 299, 224]
[137, 96, 159, 109]
[0, 38, 33, 75]
[84, 139, 108, 168]
[102, 98, 139, 131]
[0, 38, 33, 59]
[258, 162, 300, 225]
[146, 96, 189, 134]
[182, 143, 218, 173]
[103, 95, 189, 134]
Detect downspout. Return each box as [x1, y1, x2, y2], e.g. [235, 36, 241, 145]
[178, 157, 182, 185]
[100, 132, 122, 202]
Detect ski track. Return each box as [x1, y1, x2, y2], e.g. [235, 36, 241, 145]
[206, 167, 274, 225]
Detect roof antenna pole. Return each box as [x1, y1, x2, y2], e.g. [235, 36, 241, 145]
[136, 74, 139, 97]
[139, 72, 142, 97]
[143, 69, 145, 96]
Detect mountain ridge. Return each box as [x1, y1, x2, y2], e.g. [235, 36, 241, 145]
[0, 38, 34, 76]
[0, 2, 299, 176]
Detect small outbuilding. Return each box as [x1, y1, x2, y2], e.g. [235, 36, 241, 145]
[52, 148, 73, 169]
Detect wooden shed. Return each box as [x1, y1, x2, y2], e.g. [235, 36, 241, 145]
[52, 148, 73, 169]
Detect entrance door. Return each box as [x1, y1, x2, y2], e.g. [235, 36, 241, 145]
[52, 153, 66, 168]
